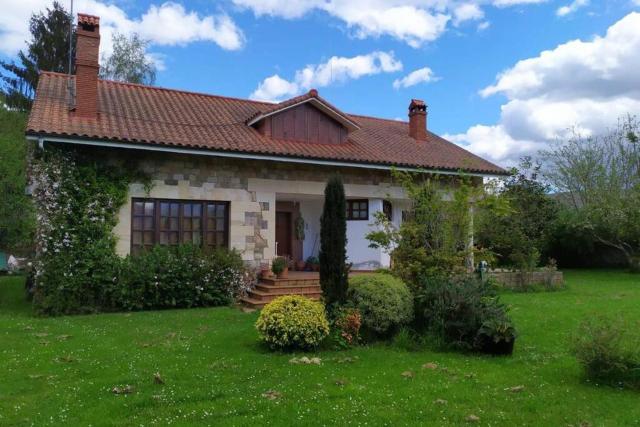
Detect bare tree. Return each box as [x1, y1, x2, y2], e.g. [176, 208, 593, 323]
[542, 116, 640, 270]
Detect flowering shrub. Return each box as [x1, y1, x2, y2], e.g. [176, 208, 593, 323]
[347, 274, 413, 338]
[331, 307, 362, 348]
[114, 245, 247, 310]
[31, 147, 134, 314]
[256, 295, 330, 351]
[30, 147, 249, 315]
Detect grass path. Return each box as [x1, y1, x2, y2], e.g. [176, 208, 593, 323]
[1, 270, 639, 426]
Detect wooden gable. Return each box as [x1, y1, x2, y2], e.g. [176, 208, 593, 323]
[255, 102, 348, 144]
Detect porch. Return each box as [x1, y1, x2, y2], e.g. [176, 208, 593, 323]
[272, 194, 408, 271]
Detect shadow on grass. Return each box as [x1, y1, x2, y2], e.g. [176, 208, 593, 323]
[0, 275, 33, 317]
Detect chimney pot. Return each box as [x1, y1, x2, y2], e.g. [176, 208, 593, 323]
[408, 99, 427, 141]
[74, 13, 100, 118]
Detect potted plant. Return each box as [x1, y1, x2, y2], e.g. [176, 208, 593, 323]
[260, 262, 272, 279]
[306, 256, 320, 272]
[475, 318, 517, 355]
[271, 256, 288, 279]
[295, 259, 306, 271]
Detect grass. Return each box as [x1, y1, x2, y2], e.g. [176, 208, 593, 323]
[1, 270, 639, 426]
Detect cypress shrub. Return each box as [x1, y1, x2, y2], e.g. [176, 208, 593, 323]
[319, 174, 348, 307]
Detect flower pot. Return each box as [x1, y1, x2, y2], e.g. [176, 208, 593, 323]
[478, 335, 515, 356]
[277, 267, 289, 279]
[260, 268, 272, 279]
[312, 264, 320, 272]
[295, 260, 306, 271]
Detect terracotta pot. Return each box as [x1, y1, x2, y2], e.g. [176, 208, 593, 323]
[295, 260, 306, 271]
[260, 268, 272, 279]
[277, 267, 289, 279]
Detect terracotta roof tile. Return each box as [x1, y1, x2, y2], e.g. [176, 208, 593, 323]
[27, 72, 507, 175]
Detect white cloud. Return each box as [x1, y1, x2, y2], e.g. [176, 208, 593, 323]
[450, 12, 640, 166]
[0, 1, 244, 58]
[251, 51, 403, 101]
[453, 3, 484, 26]
[235, 0, 452, 47]
[492, 0, 549, 6]
[477, 21, 491, 31]
[556, 0, 589, 17]
[445, 125, 539, 166]
[392, 67, 438, 89]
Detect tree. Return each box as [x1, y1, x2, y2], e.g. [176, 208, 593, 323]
[0, 107, 34, 253]
[476, 158, 558, 269]
[100, 33, 156, 85]
[0, 1, 74, 111]
[542, 116, 640, 271]
[319, 174, 348, 307]
[368, 172, 499, 283]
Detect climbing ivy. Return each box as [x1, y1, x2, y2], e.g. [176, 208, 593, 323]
[30, 145, 145, 314]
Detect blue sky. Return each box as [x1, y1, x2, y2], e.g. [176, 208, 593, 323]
[2, 0, 640, 166]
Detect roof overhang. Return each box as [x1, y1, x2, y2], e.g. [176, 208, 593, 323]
[26, 134, 507, 178]
[247, 98, 361, 132]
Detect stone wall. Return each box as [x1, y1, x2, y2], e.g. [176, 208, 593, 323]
[110, 149, 409, 267]
[488, 270, 564, 290]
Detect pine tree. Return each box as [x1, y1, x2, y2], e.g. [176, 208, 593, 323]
[319, 174, 348, 307]
[0, 1, 74, 111]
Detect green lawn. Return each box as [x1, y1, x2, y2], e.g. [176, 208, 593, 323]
[1, 271, 639, 426]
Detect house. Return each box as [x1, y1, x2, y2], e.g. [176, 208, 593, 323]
[26, 13, 506, 272]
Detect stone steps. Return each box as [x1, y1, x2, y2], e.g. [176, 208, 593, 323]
[241, 275, 322, 309]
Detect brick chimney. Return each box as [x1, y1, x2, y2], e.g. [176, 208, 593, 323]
[74, 14, 100, 118]
[408, 99, 427, 141]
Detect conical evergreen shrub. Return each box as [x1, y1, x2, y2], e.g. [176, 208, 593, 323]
[319, 174, 348, 307]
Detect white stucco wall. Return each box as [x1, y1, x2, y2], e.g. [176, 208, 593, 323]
[297, 197, 410, 269]
[299, 199, 322, 260]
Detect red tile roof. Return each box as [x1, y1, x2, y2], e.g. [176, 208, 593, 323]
[27, 72, 507, 175]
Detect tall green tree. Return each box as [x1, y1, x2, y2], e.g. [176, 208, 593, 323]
[542, 116, 640, 271]
[0, 107, 34, 253]
[0, 1, 74, 111]
[319, 174, 348, 307]
[100, 32, 156, 85]
[476, 158, 558, 269]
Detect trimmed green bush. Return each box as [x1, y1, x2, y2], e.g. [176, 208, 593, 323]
[256, 295, 330, 351]
[572, 315, 640, 389]
[347, 274, 413, 337]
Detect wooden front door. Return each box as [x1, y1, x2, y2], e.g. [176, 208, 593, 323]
[275, 211, 292, 257]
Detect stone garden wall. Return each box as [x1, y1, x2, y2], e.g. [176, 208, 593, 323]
[488, 269, 564, 290]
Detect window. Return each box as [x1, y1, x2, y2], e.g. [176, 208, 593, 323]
[346, 199, 368, 220]
[131, 199, 229, 254]
[401, 210, 414, 222]
[383, 200, 393, 221]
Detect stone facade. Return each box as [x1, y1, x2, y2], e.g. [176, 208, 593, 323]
[112, 150, 409, 267]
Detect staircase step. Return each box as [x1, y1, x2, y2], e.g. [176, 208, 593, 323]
[255, 283, 321, 293]
[240, 293, 321, 309]
[247, 288, 322, 302]
[260, 277, 320, 286]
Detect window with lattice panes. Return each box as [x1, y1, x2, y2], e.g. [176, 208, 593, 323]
[131, 199, 229, 254]
[346, 199, 368, 220]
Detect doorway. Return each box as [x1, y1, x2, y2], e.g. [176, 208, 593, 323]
[275, 211, 292, 258]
